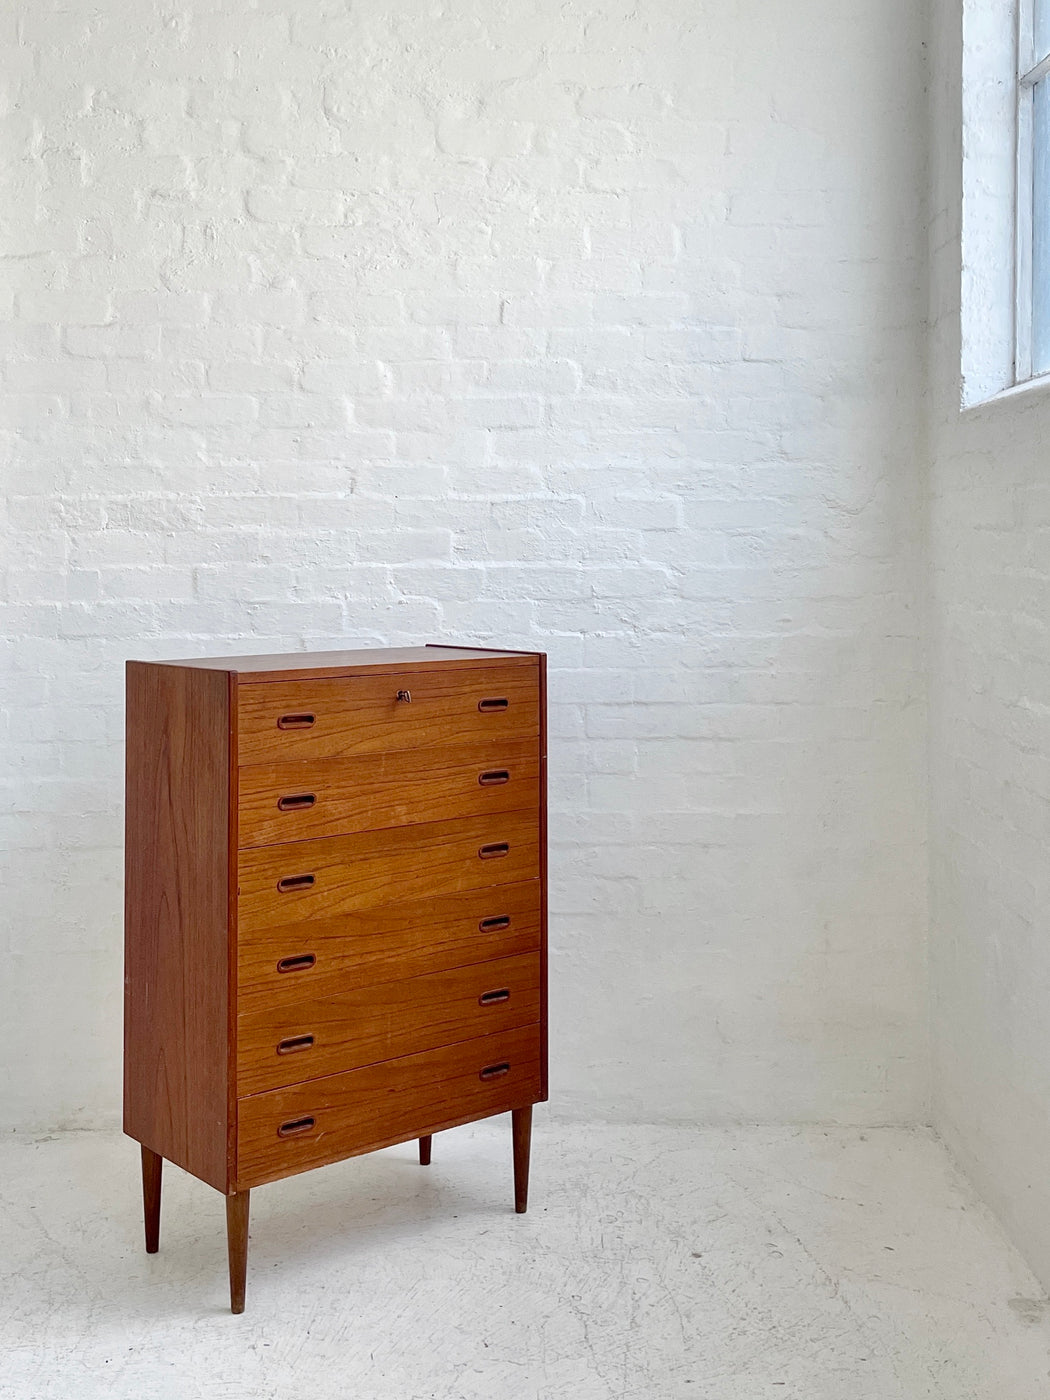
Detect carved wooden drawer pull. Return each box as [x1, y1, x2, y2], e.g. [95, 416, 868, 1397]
[277, 1035, 315, 1056]
[478, 842, 509, 860]
[479, 1062, 510, 1081]
[478, 697, 509, 712]
[479, 988, 511, 1006]
[478, 769, 510, 786]
[277, 1116, 315, 1138]
[277, 793, 316, 812]
[276, 953, 315, 974]
[479, 915, 511, 932]
[277, 873, 315, 893]
[277, 713, 315, 729]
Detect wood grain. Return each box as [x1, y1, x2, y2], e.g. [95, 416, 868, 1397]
[236, 951, 542, 1095]
[538, 651, 549, 1104]
[237, 739, 540, 849]
[237, 811, 540, 932]
[236, 1024, 542, 1189]
[124, 661, 232, 1193]
[512, 1104, 532, 1214]
[158, 646, 536, 682]
[226, 672, 240, 1191]
[141, 1146, 162, 1253]
[236, 880, 542, 1008]
[237, 663, 539, 764]
[226, 1191, 249, 1315]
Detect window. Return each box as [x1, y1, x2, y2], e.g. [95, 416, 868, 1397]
[959, 0, 1050, 406]
[1017, 0, 1050, 379]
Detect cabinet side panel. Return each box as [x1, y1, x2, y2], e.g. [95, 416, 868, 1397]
[124, 661, 231, 1191]
[538, 651, 549, 1103]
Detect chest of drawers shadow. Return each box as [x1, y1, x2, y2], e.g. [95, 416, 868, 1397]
[123, 644, 547, 1312]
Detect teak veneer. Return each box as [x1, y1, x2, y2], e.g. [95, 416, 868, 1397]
[124, 643, 547, 1312]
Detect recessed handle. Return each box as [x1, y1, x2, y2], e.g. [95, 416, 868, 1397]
[277, 873, 315, 893]
[479, 1062, 510, 1081]
[479, 988, 511, 1006]
[478, 697, 509, 712]
[479, 915, 511, 932]
[478, 842, 509, 860]
[277, 1034, 315, 1055]
[277, 1116, 315, 1138]
[277, 713, 315, 729]
[277, 792, 316, 812]
[276, 953, 316, 974]
[478, 769, 510, 786]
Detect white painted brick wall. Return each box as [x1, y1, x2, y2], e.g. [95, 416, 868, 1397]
[930, 0, 1050, 1291]
[1, 0, 928, 1130]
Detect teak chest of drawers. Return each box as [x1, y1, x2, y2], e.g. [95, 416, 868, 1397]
[123, 644, 547, 1312]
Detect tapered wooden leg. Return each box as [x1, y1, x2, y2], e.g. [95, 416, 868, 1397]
[141, 1146, 162, 1254]
[418, 1135, 432, 1166]
[512, 1105, 532, 1215]
[226, 1191, 250, 1315]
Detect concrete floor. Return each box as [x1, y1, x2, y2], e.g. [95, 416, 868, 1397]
[1, 1122, 1048, 1399]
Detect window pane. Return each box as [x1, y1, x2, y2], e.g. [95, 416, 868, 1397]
[1033, 78, 1050, 374]
[1037, 0, 1050, 62]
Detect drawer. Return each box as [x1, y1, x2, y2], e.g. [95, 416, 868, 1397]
[236, 1024, 542, 1189]
[237, 812, 539, 933]
[236, 952, 541, 1096]
[237, 880, 542, 1008]
[237, 739, 540, 849]
[237, 662, 539, 765]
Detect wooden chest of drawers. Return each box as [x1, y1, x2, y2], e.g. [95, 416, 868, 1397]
[123, 644, 547, 1312]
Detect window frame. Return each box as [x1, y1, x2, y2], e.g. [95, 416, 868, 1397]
[1015, 0, 1050, 382]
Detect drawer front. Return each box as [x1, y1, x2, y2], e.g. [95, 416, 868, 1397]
[238, 663, 539, 765]
[236, 952, 541, 1096]
[237, 812, 539, 932]
[237, 739, 540, 849]
[237, 880, 541, 1008]
[236, 1024, 542, 1188]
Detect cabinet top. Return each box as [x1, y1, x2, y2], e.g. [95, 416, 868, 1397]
[130, 644, 541, 685]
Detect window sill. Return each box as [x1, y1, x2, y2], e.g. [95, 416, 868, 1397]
[962, 369, 1050, 415]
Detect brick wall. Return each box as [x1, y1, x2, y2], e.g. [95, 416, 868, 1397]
[929, 0, 1050, 1291]
[0, 0, 929, 1128]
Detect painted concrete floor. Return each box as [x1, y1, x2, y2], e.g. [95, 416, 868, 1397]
[1, 1122, 1048, 1399]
